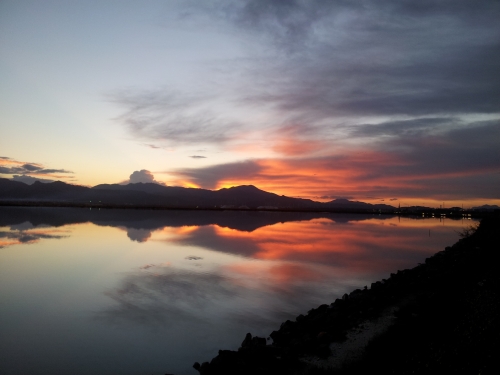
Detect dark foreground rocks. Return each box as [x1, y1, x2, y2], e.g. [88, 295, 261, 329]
[194, 218, 500, 375]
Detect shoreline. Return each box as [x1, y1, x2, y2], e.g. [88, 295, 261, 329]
[193, 217, 499, 374]
[0, 200, 495, 219]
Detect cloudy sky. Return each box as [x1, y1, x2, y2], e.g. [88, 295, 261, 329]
[1, 0, 499, 206]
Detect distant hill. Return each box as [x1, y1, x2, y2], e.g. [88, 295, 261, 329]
[471, 204, 500, 212]
[326, 198, 395, 211]
[0, 178, 395, 212]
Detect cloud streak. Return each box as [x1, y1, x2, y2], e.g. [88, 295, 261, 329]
[0, 157, 73, 184]
[109, 88, 241, 145]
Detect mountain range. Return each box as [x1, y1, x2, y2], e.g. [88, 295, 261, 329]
[0, 178, 395, 211]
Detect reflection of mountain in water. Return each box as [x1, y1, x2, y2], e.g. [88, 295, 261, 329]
[0, 207, 394, 235]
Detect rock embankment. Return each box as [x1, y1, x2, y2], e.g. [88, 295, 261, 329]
[193, 218, 499, 375]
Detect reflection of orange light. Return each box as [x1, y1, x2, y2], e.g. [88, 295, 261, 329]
[213, 226, 240, 235]
[0, 240, 19, 247]
[200, 217, 468, 279]
[172, 226, 199, 235]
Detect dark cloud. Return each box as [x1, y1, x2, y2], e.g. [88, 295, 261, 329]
[126, 228, 152, 242]
[386, 120, 500, 176]
[346, 117, 458, 139]
[226, 0, 337, 52]
[0, 156, 11, 159]
[34, 168, 73, 174]
[0, 167, 14, 174]
[1, 167, 71, 176]
[0, 229, 66, 247]
[21, 163, 42, 171]
[345, 120, 500, 198]
[175, 160, 263, 189]
[211, 0, 500, 145]
[0, 157, 73, 180]
[186, 256, 203, 260]
[144, 143, 160, 149]
[236, 0, 500, 120]
[189, 155, 206, 159]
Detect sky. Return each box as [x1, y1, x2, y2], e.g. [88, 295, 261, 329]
[1, 0, 499, 207]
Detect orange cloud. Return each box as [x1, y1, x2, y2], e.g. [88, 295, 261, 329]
[210, 150, 409, 199]
[272, 138, 326, 156]
[174, 119, 500, 206]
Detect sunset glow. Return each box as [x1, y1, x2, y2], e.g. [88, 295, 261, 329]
[1, 1, 498, 207]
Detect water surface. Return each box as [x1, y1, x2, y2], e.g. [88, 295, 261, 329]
[0, 207, 476, 375]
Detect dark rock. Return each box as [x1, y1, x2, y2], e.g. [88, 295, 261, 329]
[241, 332, 252, 348]
[316, 331, 331, 344]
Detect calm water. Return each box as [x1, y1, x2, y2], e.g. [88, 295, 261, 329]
[0, 207, 476, 375]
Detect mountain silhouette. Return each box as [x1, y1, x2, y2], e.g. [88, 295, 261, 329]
[0, 178, 394, 211]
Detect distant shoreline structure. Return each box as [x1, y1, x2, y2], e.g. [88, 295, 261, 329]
[0, 200, 497, 219]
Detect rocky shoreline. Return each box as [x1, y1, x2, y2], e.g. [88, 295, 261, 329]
[193, 218, 499, 374]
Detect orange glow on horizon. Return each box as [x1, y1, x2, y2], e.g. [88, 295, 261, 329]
[204, 151, 499, 207]
[170, 180, 200, 189]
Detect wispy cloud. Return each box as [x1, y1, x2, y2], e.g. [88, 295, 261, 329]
[109, 88, 242, 145]
[144, 143, 160, 149]
[0, 157, 73, 184]
[189, 155, 207, 159]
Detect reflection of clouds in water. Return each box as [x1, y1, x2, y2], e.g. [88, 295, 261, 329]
[0, 228, 67, 248]
[172, 219, 463, 278]
[97, 267, 239, 326]
[96, 263, 344, 331]
[185, 256, 203, 260]
[174, 225, 261, 257]
[126, 228, 152, 243]
[9, 221, 36, 230]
